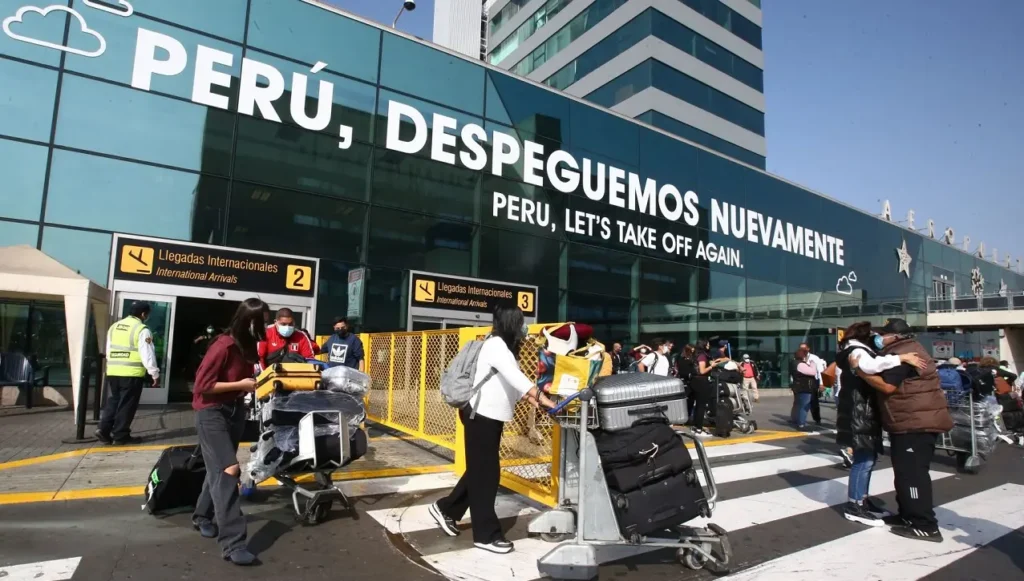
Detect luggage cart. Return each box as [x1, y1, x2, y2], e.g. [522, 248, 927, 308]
[936, 390, 982, 474]
[246, 362, 359, 525]
[528, 389, 733, 580]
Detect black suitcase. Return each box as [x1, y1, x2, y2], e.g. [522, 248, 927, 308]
[714, 399, 733, 438]
[604, 442, 693, 493]
[594, 422, 681, 469]
[143, 445, 206, 515]
[611, 468, 708, 538]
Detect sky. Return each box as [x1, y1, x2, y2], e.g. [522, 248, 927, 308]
[327, 0, 1024, 263]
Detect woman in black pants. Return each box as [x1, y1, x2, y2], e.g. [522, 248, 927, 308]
[690, 340, 729, 438]
[429, 303, 555, 554]
[191, 298, 267, 566]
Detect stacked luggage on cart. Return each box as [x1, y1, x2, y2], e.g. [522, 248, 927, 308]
[708, 364, 756, 437]
[591, 373, 710, 539]
[245, 363, 371, 524]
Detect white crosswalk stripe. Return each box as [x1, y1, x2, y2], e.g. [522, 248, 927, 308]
[362, 439, 1018, 581]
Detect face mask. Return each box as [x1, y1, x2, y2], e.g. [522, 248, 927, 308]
[873, 335, 885, 351]
[335, 328, 348, 337]
[277, 324, 295, 338]
[206, 327, 214, 335]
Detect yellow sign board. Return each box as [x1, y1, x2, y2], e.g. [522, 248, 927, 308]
[517, 291, 535, 313]
[285, 264, 313, 291]
[414, 279, 436, 303]
[120, 245, 154, 275]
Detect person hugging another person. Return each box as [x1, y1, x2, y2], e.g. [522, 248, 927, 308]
[834, 321, 926, 527]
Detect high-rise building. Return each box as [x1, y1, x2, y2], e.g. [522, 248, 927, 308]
[433, 0, 489, 60]
[480, 0, 765, 168]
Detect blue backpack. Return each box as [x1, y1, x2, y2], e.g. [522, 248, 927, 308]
[938, 367, 964, 392]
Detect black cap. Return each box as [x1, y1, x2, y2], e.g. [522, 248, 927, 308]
[879, 318, 913, 335]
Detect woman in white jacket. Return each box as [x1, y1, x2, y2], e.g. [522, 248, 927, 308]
[429, 304, 555, 554]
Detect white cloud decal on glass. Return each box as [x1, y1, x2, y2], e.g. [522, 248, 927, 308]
[3, 5, 106, 58]
[82, 0, 133, 17]
[835, 271, 857, 296]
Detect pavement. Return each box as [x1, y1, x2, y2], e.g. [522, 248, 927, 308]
[1, 395, 1023, 580]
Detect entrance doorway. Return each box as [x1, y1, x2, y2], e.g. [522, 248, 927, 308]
[167, 296, 238, 403]
[115, 292, 174, 405]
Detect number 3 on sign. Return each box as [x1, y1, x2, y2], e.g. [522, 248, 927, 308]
[286, 265, 312, 291]
[517, 291, 534, 312]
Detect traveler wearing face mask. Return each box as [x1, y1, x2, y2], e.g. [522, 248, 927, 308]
[638, 338, 673, 375]
[320, 317, 365, 371]
[256, 307, 319, 369]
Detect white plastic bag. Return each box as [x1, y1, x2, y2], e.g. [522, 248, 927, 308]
[321, 366, 371, 397]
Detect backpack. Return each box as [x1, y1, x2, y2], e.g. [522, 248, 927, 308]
[995, 375, 1013, 396]
[440, 339, 496, 418]
[626, 353, 659, 373]
[821, 362, 837, 388]
[938, 367, 964, 392]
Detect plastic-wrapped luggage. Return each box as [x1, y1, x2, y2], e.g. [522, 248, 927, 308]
[592, 373, 688, 431]
[247, 420, 369, 483]
[321, 366, 371, 398]
[262, 391, 366, 428]
[949, 396, 1003, 457]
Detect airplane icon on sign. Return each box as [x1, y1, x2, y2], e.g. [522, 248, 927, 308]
[120, 245, 154, 275]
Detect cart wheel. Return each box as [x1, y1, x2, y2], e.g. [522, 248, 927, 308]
[540, 532, 571, 543]
[704, 525, 733, 575]
[679, 548, 706, 571]
[963, 455, 982, 474]
[749, 421, 758, 432]
[955, 452, 973, 473]
[741, 423, 755, 435]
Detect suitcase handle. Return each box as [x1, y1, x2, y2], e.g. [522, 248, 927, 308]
[547, 391, 583, 415]
[627, 404, 668, 416]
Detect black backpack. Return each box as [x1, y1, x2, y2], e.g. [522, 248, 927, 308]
[143, 445, 206, 515]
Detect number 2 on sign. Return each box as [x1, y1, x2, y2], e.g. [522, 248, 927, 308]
[286, 265, 312, 291]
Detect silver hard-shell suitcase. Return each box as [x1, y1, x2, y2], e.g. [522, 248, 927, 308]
[592, 373, 688, 431]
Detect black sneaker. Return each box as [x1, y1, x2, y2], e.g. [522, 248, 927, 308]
[863, 497, 892, 518]
[112, 436, 141, 446]
[843, 502, 884, 527]
[883, 514, 910, 527]
[93, 430, 113, 445]
[428, 502, 459, 537]
[890, 524, 943, 543]
[474, 538, 514, 554]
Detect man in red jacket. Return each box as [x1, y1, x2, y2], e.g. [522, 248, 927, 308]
[257, 308, 318, 368]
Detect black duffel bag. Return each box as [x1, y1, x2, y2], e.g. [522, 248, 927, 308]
[604, 442, 692, 493]
[143, 445, 206, 515]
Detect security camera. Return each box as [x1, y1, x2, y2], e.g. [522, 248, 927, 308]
[404, 0, 416, 10]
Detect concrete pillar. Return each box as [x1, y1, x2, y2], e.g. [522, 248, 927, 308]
[999, 328, 1024, 374]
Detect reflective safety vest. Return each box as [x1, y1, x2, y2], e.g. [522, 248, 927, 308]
[107, 316, 148, 377]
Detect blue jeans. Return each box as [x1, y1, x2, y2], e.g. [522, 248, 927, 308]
[848, 449, 877, 502]
[791, 392, 812, 426]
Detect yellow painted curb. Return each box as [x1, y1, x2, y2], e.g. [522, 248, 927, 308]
[0, 464, 457, 506]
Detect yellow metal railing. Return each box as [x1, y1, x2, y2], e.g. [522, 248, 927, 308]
[319, 324, 564, 507]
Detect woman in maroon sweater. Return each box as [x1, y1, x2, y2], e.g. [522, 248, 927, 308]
[191, 298, 266, 566]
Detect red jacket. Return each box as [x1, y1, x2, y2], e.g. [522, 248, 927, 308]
[258, 325, 319, 368]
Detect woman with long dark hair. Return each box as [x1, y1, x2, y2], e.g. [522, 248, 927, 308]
[835, 321, 924, 527]
[429, 303, 555, 554]
[690, 339, 728, 438]
[191, 298, 267, 566]
[676, 344, 697, 421]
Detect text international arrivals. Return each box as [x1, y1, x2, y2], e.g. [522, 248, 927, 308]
[157, 250, 280, 273]
[127, 27, 845, 268]
[436, 282, 514, 300]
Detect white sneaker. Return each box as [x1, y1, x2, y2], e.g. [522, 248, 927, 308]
[474, 539, 514, 554]
[692, 429, 712, 439]
[428, 502, 459, 537]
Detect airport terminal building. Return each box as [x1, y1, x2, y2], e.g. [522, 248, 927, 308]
[1, 0, 1021, 401]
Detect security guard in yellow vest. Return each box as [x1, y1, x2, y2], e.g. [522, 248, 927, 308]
[95, 302, 160, 445]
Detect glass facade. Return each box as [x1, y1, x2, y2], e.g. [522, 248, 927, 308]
[489, 0, 572, 66]
[1, 0, 1019, 390]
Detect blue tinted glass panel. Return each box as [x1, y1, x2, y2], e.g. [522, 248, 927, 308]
[0, 0, 68, 65]
[679, 0, 761, 49]
[489, 0, 572, 66]
[584, 60, 652, 109]
[0, 220, 38, 246]
[513, 0, 628, 76]
[64, 14, 243, 101]
[41, 226, 112, 284]
[380, 34, 484, 115]
[374, 89, 483, 149]
[0, 139, 47, 221]
[131, 0, 247, 41]
[651, 62, 763, 134]
[0, 58, 57, 141]
[246, 49, 378, 143]
[45, 150, 227, 241]
[646, 111, 764, 168]
[247, 0, 380, 83]
[546, 10, 651, 91]
[486, 70, 570, 142]
[55, 75, 234, 174]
